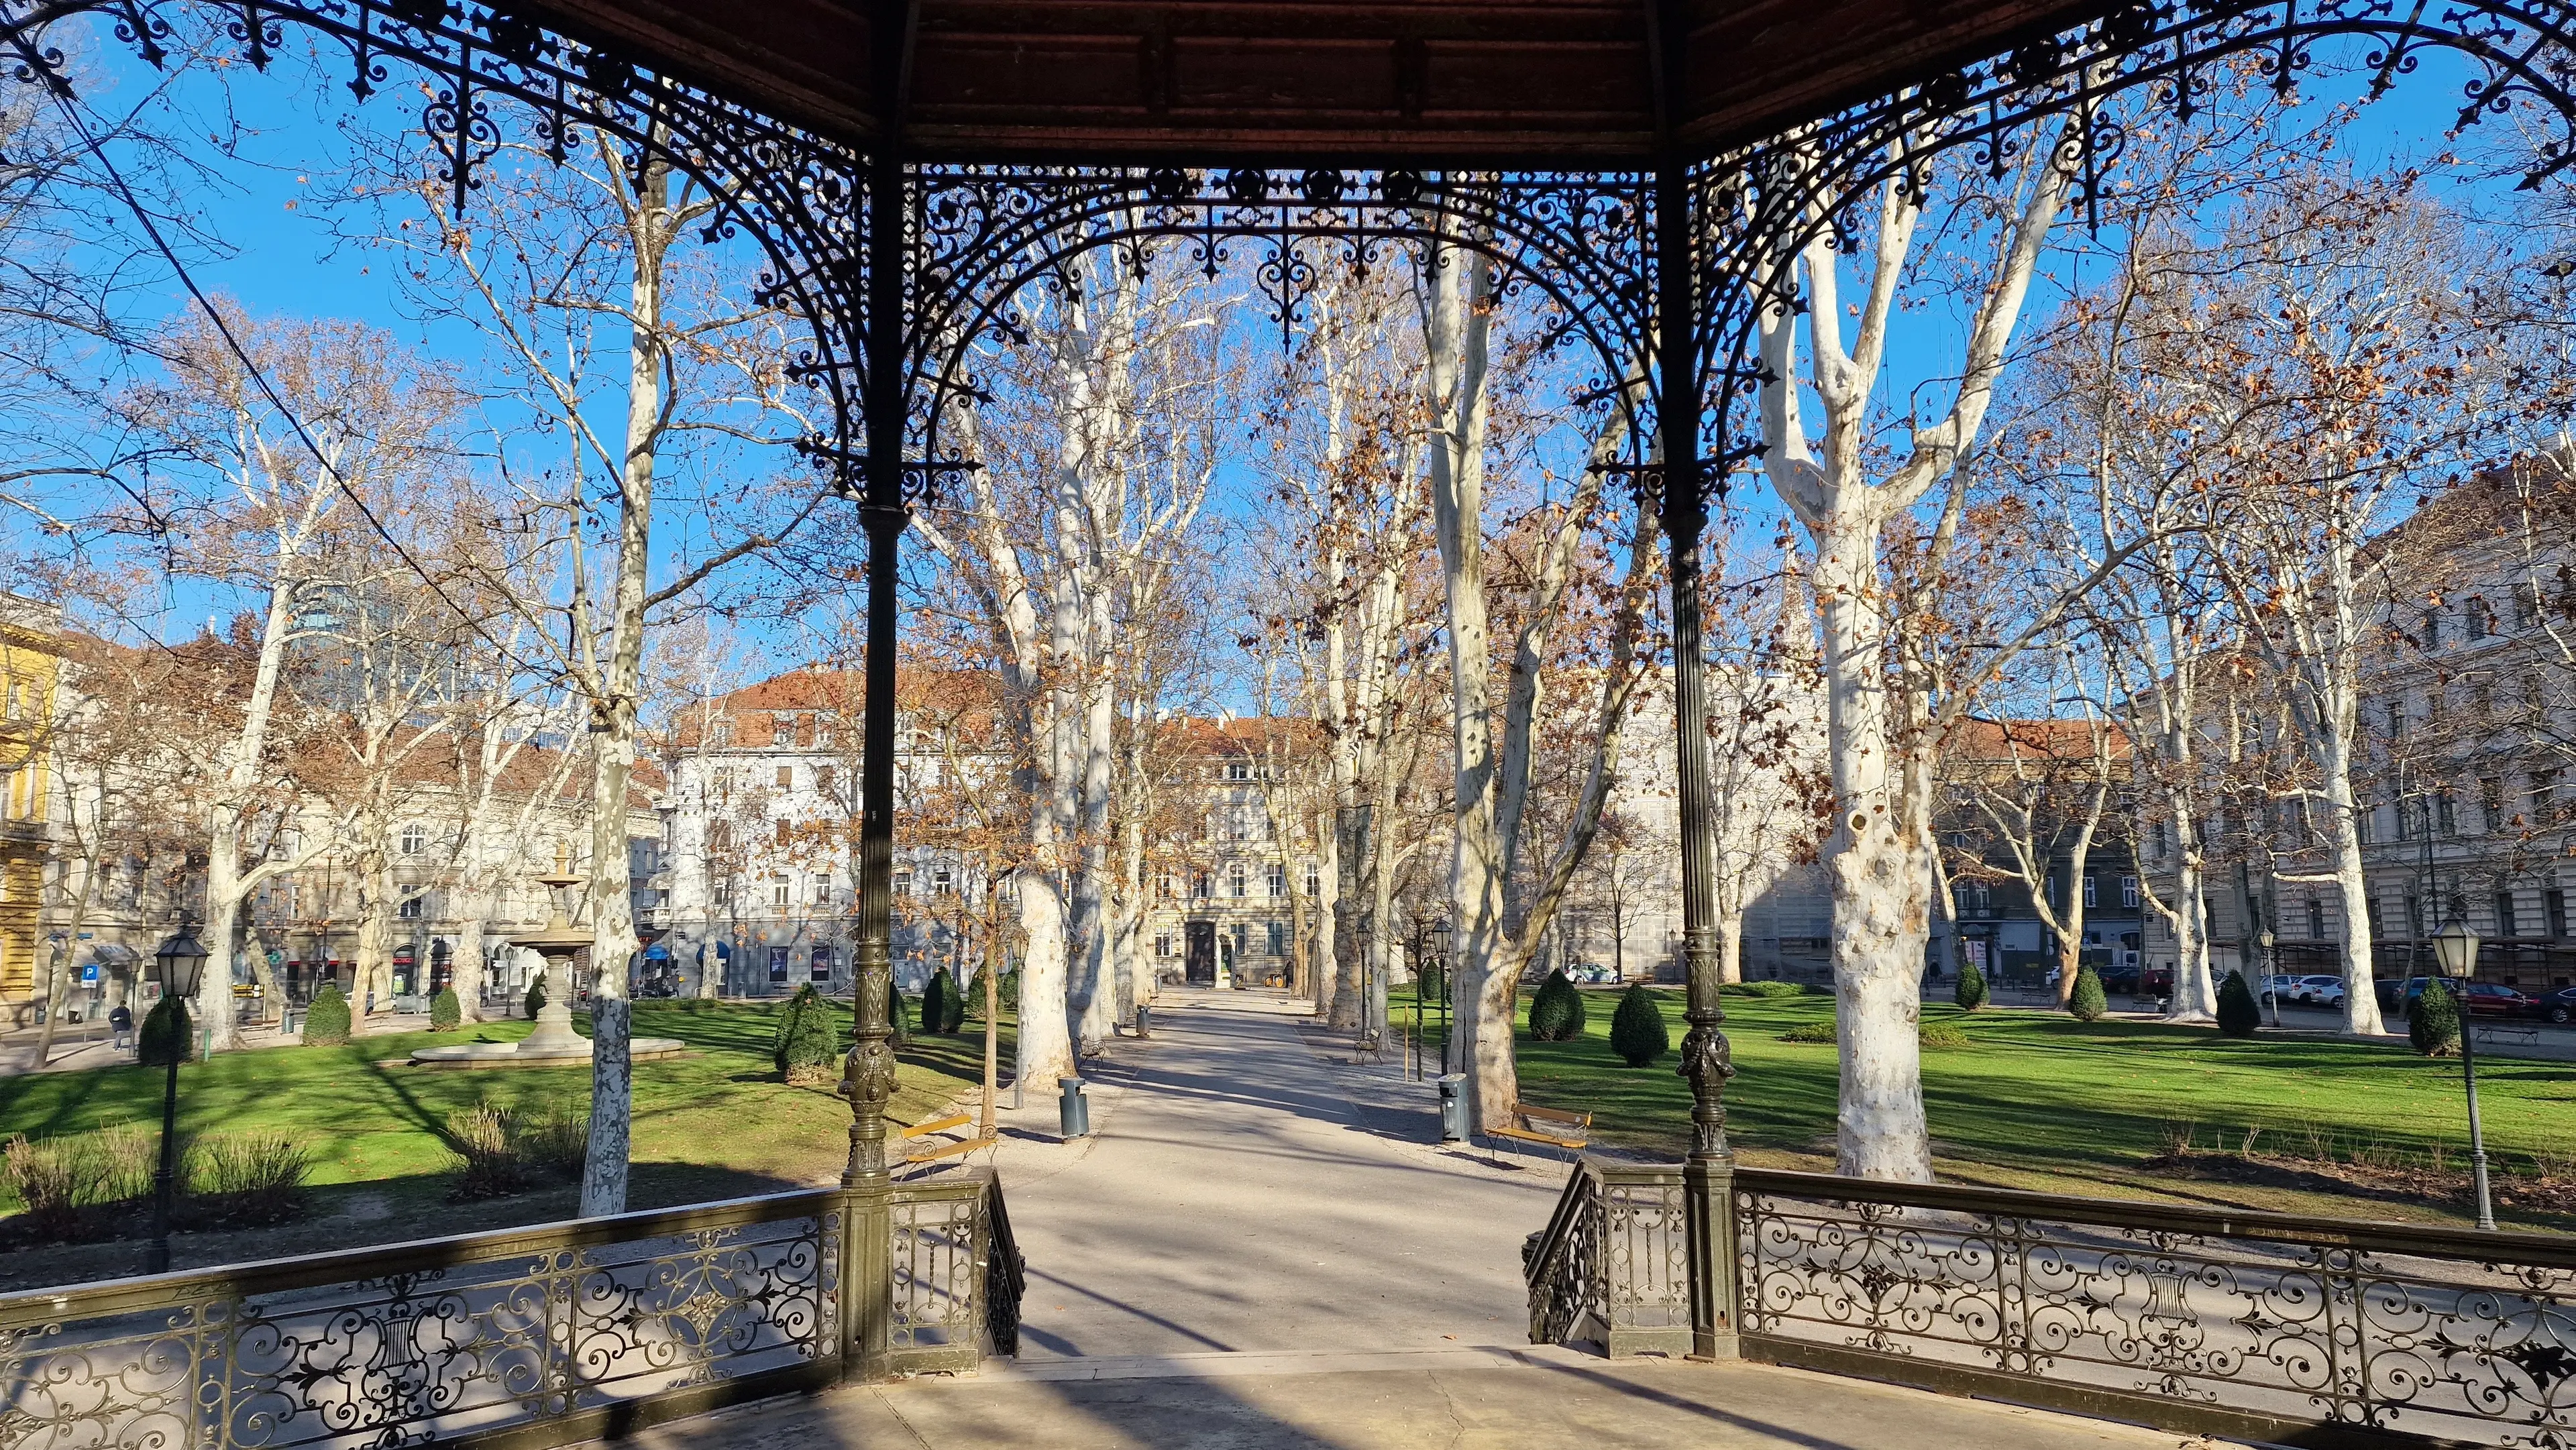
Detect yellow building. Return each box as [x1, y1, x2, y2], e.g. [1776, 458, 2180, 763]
[0, 595, 62, 1015]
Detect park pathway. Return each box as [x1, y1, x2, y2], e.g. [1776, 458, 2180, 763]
[629, 987, 2190, 1448]
[975, 987, 1554, 1360]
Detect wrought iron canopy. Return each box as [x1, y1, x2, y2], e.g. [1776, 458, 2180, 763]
[480, 0, 2115, 163]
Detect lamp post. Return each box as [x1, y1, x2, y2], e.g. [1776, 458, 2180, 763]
[2256, 928, 2277, 1027]
[146, 923, 208, 1275]
[2430, 916, 2496, 1231]
[1428, 917, 1454, 1076]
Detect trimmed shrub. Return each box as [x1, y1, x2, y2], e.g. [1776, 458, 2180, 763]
[524, 970, 548, 1021]
[918, 972, 967, 1035]
[2069, 965, 2108, 1023]
[2410, 979, 2462, 1058]
[302, 984, 352, 1046]
[1722, 980, 1803, 999]
[1415, 963, 1444, 1001]
[1777, 1019, 1837, 1044]
[1527, 970, 1587, 1042]
[1609, 985, 1669, 1067]
[1954, 960, 1989, 1011]
[773, 985, 843, 1084]
[184, 1132, 312, 1226]
[138, 995, 193, 1066]
[429, 987, 462, 1031]
[1919, 1022, 1973, 1051]
[2217, 970, 2261, 1038]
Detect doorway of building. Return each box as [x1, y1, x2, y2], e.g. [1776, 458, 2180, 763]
[1184, 920, 1216, 986]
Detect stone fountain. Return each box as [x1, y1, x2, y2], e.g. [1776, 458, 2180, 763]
[411, 856, 686, 1070]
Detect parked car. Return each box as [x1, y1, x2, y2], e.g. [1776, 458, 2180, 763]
[2462, 983, 2542, 1017]
[2288, 974, 2345, 1005]
[2098, 964, 2141, 994]
[2381, 977, 2542, 1017]
[2540, 987, 2576, 1025]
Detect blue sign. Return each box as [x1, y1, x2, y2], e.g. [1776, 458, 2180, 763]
[79, 963, 99, 984]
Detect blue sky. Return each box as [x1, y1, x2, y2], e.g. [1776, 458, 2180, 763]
[25, 19, 2543, 700]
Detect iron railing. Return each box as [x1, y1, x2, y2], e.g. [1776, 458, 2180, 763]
[1, 1170, 1021, 1450]
[1521, 1159, 1692, 1357]
[1524, 1159, 2576, 1448]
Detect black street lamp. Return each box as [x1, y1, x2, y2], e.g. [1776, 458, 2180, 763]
[1428, 918, 1454, 1077]
[2429, 916, 2497, 1232]
[146, 923, 208, 1275]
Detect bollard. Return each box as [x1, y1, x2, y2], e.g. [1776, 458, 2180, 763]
[1059, 1076, 1091, 1139]
[1436, 1073, 1468, 1143]
[1134, 1003, 1152, 1038]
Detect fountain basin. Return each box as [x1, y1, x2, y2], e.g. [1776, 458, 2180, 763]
[410, 1033, 689, 1070]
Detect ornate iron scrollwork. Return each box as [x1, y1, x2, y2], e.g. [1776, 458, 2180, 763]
[1690, 0, 2576, 506]
[0, 0, 869, 492]
[901, 165, 1662, 501]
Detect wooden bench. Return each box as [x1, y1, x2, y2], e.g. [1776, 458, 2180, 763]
[1487, 1102, 1591, 1158]
[2474, 1023, 2542, 1049]
[900, 1113, 973, 1139]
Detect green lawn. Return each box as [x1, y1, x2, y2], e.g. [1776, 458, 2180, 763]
[0, 1001, 1010, 1211]
[1396, 985, 2576, 1231]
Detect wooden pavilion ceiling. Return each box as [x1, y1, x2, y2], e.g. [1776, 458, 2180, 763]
[533, 0, 2114, 162]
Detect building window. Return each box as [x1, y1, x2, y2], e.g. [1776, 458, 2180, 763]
[1192, 871, 1211, 900]
[2356, 803, 2375, 844]
[2385, 700, 2405, 739]
[809, 875, 828, 905]
[398, 893, 424, 919]
[2482, 777, 2506, 830]
[810, 945, 834, 982]
[1155, 934, 1173, 958]
[2548, 888, 2569, 940]
[712, 767, 733, 796]
[775, 819, 792, 845]
[771, 878, 791, 908]
[711, 718, 733, 746]
[775, 765, 794, 789]
[714, 877, 731, 906]
[1268, 921, 1286, 955]
[768, 946, 789, 984]
[773, 718, 794, 746]
[816, 763, 835, 796]
[894, 870, 914, 896]
[2151, 820, 2169, 857]
[2467, 599, 2490, 640]
[399, 824, 426, 856]
[2306, 895, 2324, 939]
[2121, 875, 2139, 908]
[1305, 864, 1319, 895]
[2422, 609, 2440, 650]
[2082, 875, 2098, 908]
[1226, 862, 1247, 898]
[2436, 791, 2457, 837]
[2516, 581, 2542, 630]
[816, 716, 835, 747]
[1267, 863, 1285, 898]
[1226, 761, 1250, 782]
[2497, 891, 2518, 938]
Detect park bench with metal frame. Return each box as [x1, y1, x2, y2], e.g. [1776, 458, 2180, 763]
[1488, 1101, 1591, 1161]
[2473, 1021, 2542, 1049]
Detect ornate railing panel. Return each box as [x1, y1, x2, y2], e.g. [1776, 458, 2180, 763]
[1733, 1169, 2576, 1449]
[1523, 1158, 1694, 1358]
[982, 1172, 1024, 1358]
[0, 1174, 1023, 1450]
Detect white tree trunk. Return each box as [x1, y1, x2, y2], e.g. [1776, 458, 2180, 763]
[1812, 516, 1936, 1182]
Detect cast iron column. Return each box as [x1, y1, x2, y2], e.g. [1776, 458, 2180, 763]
[1656, 151, 1738, 1360]
[836, 0, 914, 1386]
